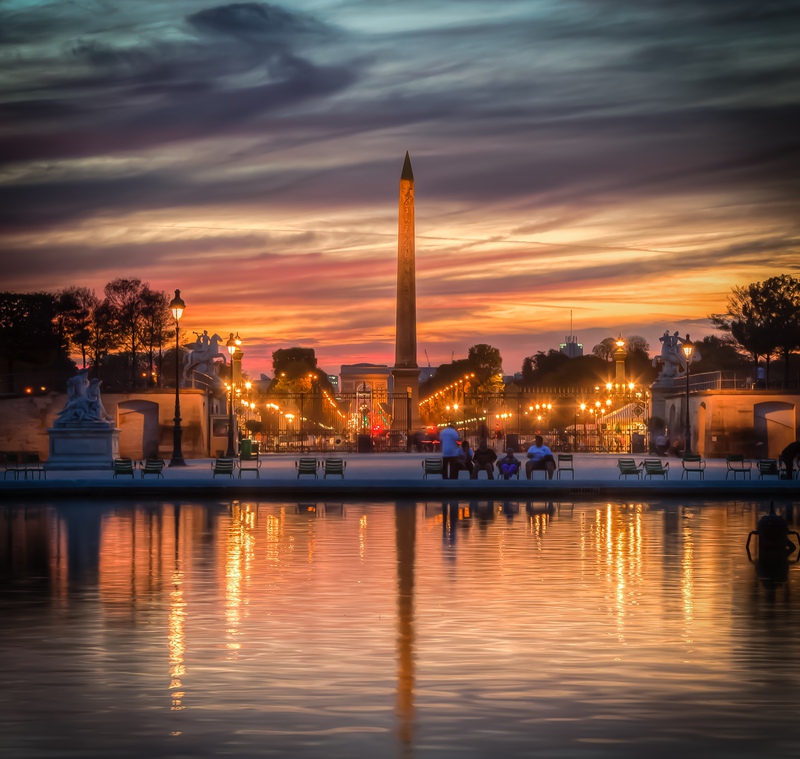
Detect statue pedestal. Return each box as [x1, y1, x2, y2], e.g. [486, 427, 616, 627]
[46, 425, 120, 470]
[649, 381, 673, 451]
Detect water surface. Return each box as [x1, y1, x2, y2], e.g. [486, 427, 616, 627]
[2, 498, 800, 758]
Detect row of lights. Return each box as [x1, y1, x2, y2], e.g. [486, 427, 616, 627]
[419, 373, 475, 406]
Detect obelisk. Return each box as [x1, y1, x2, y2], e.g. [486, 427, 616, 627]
[392, 152, 422, 429]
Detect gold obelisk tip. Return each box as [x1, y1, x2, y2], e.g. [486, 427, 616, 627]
[401, 152, 414, 182]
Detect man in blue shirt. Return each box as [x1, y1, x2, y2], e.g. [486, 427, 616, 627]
[439, 424, 461, 480]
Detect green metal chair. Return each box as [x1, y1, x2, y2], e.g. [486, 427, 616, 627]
[757, 459, 780, 480]
[112, 458, 135, 478]
[323, 458, 346, 478]
[681, 454, 706, 480]
[211, 458, 235, 478]
[726, 454, 752, 480]
[140, 458, 165, 478]
[296, 457, 319, 478]
[643, 459, 669, 479]
[556, 454, 574, 480]
[617, 458, 642, 479]
[422, 458, 444, 478]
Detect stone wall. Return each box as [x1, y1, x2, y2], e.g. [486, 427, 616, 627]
[664, 390, 799, 458]
[0, 389, 211, 460]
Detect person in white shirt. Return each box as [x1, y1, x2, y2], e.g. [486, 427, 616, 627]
[525, 435, 556, 480]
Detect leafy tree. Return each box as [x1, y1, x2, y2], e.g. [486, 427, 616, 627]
[760, 275, 800, 384]
[626, 335, 650, 355]
[522, 350, 606, 388]
[710, 275, 800, 383]
[468, 344, 502, 378]
[55, 287, 99, 369]
[692, 335, 750, 372]
[419, 344, 504, 397]
[0, 292, 72, 393]
[271, 347, 318, 389]
[593, 335, 649, 362]
[592, 338, 616, 362]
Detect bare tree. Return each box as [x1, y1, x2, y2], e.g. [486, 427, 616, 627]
[55, 287, 99, 369]
[103, 278, 148, 389]
[140, 287, 172, 387]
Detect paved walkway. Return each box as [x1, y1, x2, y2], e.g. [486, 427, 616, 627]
[1, 452, 798, 500]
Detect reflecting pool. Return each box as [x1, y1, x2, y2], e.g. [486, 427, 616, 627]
[2, 498, 800, 758]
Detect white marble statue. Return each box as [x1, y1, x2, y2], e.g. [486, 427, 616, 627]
[55, 369, 113, 426]
[653, 330, 683, 379]
[652, 330, 702, 383]
[182, 331, 226, 389]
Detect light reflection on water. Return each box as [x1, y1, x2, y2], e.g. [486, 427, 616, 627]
[1, 498, 800, 759]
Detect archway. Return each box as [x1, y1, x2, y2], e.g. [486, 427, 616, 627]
[754, 401, 796, 458]
[118, 400, 160, 459]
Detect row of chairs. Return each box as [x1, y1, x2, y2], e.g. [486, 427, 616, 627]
[112, 458, 166, 478]
[2, 452, 45, 480]
[618, 454, 792, 480]
[211, 456, 347, 479]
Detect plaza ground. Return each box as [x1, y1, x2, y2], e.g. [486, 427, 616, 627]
[1, 452, 798, 500]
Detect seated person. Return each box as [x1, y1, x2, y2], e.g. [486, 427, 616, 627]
[459, 440, 474, 476]
[497, 449, 521, 480]
[524, 435, 556, 480]
[471, 441, 497, 479]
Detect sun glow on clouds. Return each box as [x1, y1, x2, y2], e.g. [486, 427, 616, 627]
[0, 0, 798, 375]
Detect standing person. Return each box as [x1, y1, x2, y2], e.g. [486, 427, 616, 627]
[497, 448, 521, 480]
[471, 441, 497, 479]
[439, 424, 461, 480]
[525, 435, 556, 480]
[780, 440, 800, 480]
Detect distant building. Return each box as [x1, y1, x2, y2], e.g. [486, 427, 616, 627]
[255, 373, 272, 393]
[327, 374, 339, 392]
[418, 366, 436, 384]
[560, 335, 583, 358]
[339, 363, 392, 394]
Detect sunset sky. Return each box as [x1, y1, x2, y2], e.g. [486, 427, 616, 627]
[2, 0, 798, 378]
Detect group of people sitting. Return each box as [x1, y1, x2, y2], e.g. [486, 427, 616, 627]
[439, 424, 556, 480]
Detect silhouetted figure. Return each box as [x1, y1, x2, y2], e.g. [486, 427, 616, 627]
[471, 441, 497, 479]
[497, 449, 520, 479]
[779, 440, 800, 480]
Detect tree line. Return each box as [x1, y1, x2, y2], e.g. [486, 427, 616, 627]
[2, 274, 798, 397]
[0, 278, 173, 394]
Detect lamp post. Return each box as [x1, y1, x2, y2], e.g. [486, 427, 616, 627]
[168, 290, 187, 466]
[682, 334, 694, 455]
[225, 333, 237, 457]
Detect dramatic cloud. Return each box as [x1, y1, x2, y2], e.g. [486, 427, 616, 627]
[1, 0, 798, 374]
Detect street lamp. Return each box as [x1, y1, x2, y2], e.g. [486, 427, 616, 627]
[226, 333, 237, 457]
[168, 289, 186, 467]
[682, 334, 694, 455]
